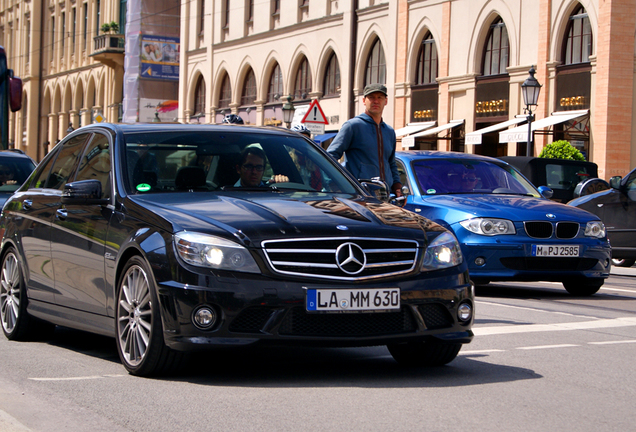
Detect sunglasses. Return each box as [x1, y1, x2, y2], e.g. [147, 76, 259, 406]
[462, 177, 477, 182]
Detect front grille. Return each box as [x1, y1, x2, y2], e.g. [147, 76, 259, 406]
[524, 221, 553, 238]
[262, 237, 419, 281]
[229, 307, 275, 333]
[418, 304, 454, 329]
[278, 307, 417, 336]
[556, 222, 580, 239]
[500, 257, 598, 271]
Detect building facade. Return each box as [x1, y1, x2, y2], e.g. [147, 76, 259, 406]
[2, 0, 635, 180]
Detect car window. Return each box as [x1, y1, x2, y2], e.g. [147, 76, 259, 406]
[411, 159, 539, 196]
[75, 133, 111, 199]
[545, 163, 593, 191]
[123, 131, 357, 194]
[35, 134, 90, 190]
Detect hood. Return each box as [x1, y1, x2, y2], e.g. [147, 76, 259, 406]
[415, 194, 600, 225]
[129, 192, 441, 245]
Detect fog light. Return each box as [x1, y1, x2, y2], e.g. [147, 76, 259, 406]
[192, 306, 217, 330]
[474, 257, 486, 266]
[457, 302, 472, 322]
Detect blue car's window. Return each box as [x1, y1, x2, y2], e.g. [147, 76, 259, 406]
[411, 159, 539, 196]
[122, 131, 357, 194]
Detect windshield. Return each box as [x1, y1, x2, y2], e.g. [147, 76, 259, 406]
[411, 158, 540, 197]
[122, 131, 357, 195]
[0, 156, 36, 193]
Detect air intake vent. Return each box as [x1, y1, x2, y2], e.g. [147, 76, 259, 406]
[524, 221, 553, 238]
[556, 222, 580, 239]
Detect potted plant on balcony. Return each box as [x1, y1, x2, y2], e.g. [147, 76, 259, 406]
[100, 23, 111, 34]
[100, 22, 120, 34]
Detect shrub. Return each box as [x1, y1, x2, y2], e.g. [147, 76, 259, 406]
[100, 23, 111, 33]
[539, 140, 585, 161]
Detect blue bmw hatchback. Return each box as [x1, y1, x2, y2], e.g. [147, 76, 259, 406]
[395, 151, 611, 296]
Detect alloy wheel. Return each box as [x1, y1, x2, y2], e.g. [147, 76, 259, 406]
[1, 252, 21, 334]
[117, 264, 153, 367]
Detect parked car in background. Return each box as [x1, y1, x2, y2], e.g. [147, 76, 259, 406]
[0, 123, 474, 376]
[499, 156, 609, 203]
[0, 149, 36, 208]
[569, 166, 636, 267]
[395, 151, 611, 296]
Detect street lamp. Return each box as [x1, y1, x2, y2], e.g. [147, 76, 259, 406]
[282, 95, 295, 128]
[521, 66, 542, 156]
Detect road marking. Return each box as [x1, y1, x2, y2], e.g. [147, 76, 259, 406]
[474, 316, 636, 336]
[517, 344, 579, 350]
[600, 287, 636, 293]
[588, 340, 636, 345]
[460, 349, 506, 355]
[29, 374, 126, 382]
[476, 300, 600, 319]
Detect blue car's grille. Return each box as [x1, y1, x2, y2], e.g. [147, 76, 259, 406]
[262, 237, 419, 281]
[524, 221, 579, 239]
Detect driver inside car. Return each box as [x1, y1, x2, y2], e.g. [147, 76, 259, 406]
[235, 146, 289, 187]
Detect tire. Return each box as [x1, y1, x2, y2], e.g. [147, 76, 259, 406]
[562, 278, 604, 296]
[611, 258, 635, 268]
[388, 341, 462, 367]
[1, 247, 54, 340]
[116, 256, 184, 376]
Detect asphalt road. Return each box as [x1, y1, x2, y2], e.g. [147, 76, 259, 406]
[1, 269, 635, 432]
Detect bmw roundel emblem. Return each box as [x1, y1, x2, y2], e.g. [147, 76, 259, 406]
[336, 225, 349, 231]
[546, 213, 556, 219]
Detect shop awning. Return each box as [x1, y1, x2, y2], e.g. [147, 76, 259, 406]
[395, 121, 436, 138]
[465, 117, 528, 145]
[411, 119, 465, 138]
[499, 109, 589, 143]
[313, 132, 338, 144]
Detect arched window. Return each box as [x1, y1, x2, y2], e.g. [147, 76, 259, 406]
[415, 32, 438, 85]
[294, 56, 312, 100]
[193, 75, 206, 115]
[365, 38, 386, 85]
[564, 6, 592, 64]
[267, 63, 283, 103]
[241, 69, 256, 106]
[219, 73, 231, 109]
[323, 52, 340, 96]
[482, 18, 509, 76]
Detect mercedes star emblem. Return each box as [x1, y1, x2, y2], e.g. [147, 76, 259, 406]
[335, 242, 366, 275]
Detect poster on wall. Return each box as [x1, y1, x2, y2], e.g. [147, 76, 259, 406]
[140, 98, 179, 122]
[140, 35, 180, 80]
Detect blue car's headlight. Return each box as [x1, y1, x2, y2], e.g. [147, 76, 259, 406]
[585, 221, 606, 238]
[422, 232, 463, 271]
[174, 232, 260, 273]
[460, 218, 516, 236]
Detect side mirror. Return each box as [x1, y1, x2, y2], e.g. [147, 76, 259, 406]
[62, 179, 109, 205]
[609, 176, 622, 189]
[537, 185, 554, 199]
[400, 185, 411, 196]
[359, 178, 390, 202]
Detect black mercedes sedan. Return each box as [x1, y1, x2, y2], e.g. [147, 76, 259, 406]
[0, 123, 473, 376]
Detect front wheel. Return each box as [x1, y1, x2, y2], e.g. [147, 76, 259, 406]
[116, 256, 183, 376]
[611, 258, 635, 268]
[563, 278, 604, 296]
[387, 341, 462, 367]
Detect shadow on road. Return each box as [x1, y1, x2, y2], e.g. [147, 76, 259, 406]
[475, 282, 636, 301]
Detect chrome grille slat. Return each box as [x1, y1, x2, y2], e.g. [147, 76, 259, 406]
[262, 237, 420, 281]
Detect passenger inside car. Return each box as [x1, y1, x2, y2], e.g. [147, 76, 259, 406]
[234, 146, 289, 187]
[0, 164, 15, 185]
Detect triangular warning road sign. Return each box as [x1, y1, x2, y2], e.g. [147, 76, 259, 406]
[301, 99, 329, 124]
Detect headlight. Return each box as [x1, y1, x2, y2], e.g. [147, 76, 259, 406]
[460, 218, 516, 236]
[422, 232, 463, 271]
[585, 221, 606, 238]
[174, 232, 260, 273]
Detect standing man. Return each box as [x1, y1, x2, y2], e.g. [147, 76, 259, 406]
[327, 83, 402, 197]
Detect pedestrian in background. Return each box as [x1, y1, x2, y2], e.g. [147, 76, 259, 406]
[327, 83, 402, 197]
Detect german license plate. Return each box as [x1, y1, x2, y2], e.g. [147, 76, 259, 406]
[532, 245, 580, 257]
[306, 288, 400, 312]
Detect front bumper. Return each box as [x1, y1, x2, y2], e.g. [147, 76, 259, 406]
[155, 269, 474, 351]
[460, 237, 612, 282]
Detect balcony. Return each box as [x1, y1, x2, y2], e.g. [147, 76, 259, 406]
[91, 34, 125, 67]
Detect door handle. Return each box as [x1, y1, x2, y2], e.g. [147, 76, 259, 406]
[56, 209, 67, 220]
[22, 200, 32, 210]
